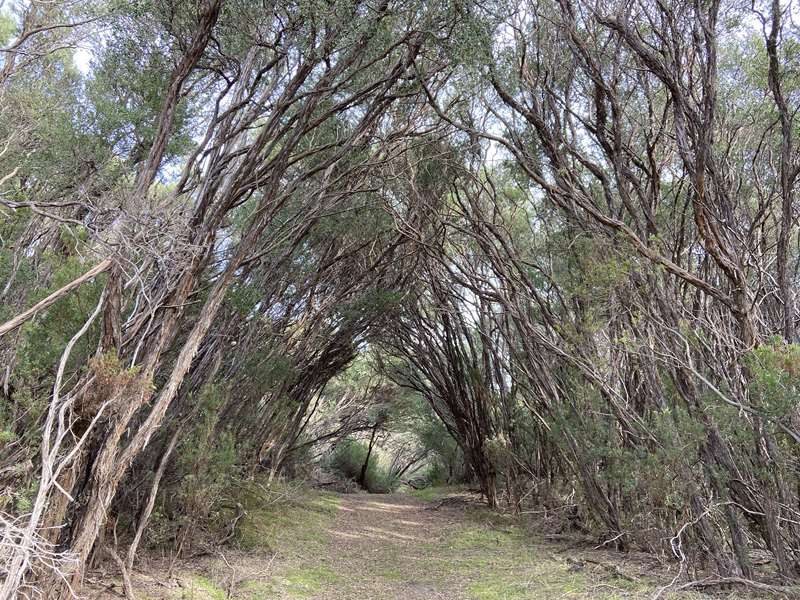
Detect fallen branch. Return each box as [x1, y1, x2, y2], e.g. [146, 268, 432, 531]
[674, 576, 800, 596]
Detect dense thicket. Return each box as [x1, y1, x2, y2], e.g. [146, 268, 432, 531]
[1, 0, 799, 597]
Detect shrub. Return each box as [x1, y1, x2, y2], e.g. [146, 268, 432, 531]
[326, 438, 397, 493]
[419, 460, 451, 487]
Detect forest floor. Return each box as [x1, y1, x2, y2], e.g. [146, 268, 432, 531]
[89, 487, 772, 600]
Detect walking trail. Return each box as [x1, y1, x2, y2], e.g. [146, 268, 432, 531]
[95, 491, 733, 599]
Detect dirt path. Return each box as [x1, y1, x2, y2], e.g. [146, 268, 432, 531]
[94, 490, 733, 599]
[308, 493, 467, 599]
[260, 493, 716, 600]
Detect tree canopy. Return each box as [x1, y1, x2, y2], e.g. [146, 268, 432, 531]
[1, 0, 800, 596]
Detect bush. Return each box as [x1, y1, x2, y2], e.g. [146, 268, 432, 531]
[326, 439, 397, 493]
[419, 461, 451, 487]
[410, 397, 466, 485]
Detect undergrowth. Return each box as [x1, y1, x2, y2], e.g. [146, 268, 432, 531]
[231, 480, 340, 556]
[325, 439, 398, 493]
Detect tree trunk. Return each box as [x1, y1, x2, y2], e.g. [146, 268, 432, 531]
[358, 424, 379, 489]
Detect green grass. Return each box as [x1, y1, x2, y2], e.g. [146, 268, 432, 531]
[464, 560, 646, 600]
[468, 577, 534, 600]
[446, 525, 521, 550]
[179, 576, 227, 600]
[406, 484, 467, 502]
[426, 511, 682, 600]
[276, 565, 340, 597]
[141, 489, 738, 600]
[374, 565, 404, 581]
[164, 482, 343, 600]
[238, 579, 277, 599]
[406, 486, 445, 502]
[234, 483, 340, 557]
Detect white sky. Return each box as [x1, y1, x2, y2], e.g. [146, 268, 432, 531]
[73, 47, 92, 74]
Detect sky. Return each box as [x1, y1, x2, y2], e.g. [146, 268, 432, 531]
[73, 47, 92, 74]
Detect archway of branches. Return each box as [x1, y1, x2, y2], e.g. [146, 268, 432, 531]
[1, 0, 800, 597]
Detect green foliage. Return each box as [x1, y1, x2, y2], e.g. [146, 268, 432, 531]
[411, 398, 465, 486]
[17, 255, 105, 375]
[13, 480, 37, 514]
[747, 338, 800, 420]
[156, 383, 242, 547]
[326, 438, 398, 493]
[0, 60, 116, 195]
[85, 16, 194, 163]
[232, 481, 340, 554]
[0, 254, 107, 456]
[176, 384, 236, 476]
[338, 289, 404, 321]
[0, 217, 35, 324]
[0, 13, 15, 48]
